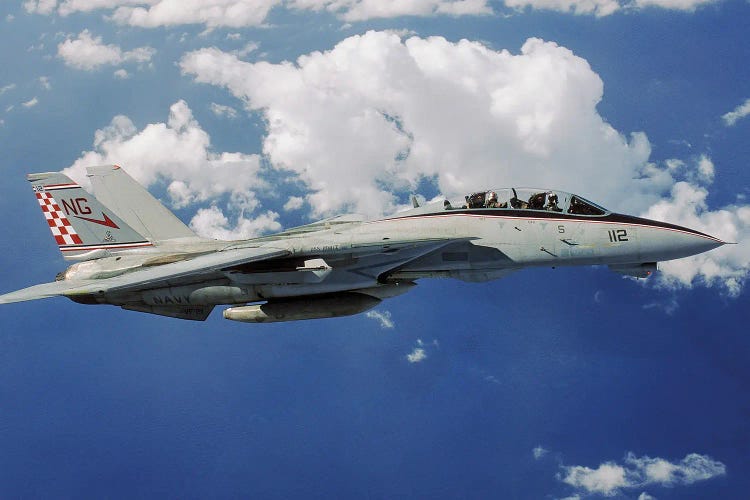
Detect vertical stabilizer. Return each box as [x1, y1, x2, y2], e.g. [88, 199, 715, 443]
[27, 171, 152, 260]
[86, 165, 197, 242]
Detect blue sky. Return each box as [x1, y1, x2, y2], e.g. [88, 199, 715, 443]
[0, 1, 748, 498]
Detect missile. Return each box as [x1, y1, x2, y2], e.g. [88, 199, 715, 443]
[223, 292, 381, 323]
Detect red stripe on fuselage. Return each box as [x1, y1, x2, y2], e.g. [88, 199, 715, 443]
[376, 210, 723, 243]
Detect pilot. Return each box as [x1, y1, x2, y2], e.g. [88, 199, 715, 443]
[486, 191, 500, 208]
[444, 199, 453, 210]
[528, 192, 546, 210]
[545, 192, 562, 212]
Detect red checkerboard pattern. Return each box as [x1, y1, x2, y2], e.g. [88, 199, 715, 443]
[35, 191, 83, 246]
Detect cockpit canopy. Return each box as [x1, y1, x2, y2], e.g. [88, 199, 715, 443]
[447, 188, 608, 216]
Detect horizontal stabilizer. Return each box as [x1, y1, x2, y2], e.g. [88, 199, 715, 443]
[0, 280, 95, 304]
[0, 246, 291, 306]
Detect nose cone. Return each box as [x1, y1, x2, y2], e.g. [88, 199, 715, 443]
[670, 231, 725, 258]
[637, 217, 725, 261]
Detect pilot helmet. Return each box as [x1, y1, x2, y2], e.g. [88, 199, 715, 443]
[487, 191, 497, 201]
[548, 192, 558, 203]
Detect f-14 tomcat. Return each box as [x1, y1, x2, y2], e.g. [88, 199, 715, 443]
[0, 165, 726, 322]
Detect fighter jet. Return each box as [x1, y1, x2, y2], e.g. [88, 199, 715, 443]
[0, 165, 726, 322]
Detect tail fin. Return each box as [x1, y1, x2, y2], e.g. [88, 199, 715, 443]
[86, 165, 197, 242]
[28, 171, 152, 260]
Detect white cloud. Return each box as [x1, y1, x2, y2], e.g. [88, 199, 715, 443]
[22, 97, 39, 108]
[533, 446, 549, 460]
[638, 493, 657, 500]
[234, 41, 259, 58]
[722, 97, 750, 127]
[504, 0, 620, 16]
[643, 178, 749, 297]
[365, 309, 394, 329]
[560, 452, 726, 497]
[62, 100, 275, 239]
[57, 30, 155, 71]
[632, 0, 719, 11]
[189, 205, 281, 239]
[23, 0, 58, 15]
[506, 0, 717, 15]
[406, 338, 438, 362]
[0, 83, 16, 95]
[38, 76, 51, 90]
[114, 68, 130, 79]
[210, 102, 238, 119]
[406, 347, 426, 363]
[562, 462, 628, 496]
[283, 196, 304, 211]
[110, 0, 283, 28]
[181, 33, 657, 218]
[29, 0, 492, 26]
[290, 0, 493, 21]
[630, 453, 726, 485]
[21, 0, 729, 25]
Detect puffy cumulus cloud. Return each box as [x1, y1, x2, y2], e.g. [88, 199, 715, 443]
[642, 158, 749, 296]
[365, 309, 394, 329]
[181, 32, 657, 217]
[57, 30, 155, 71]
[290, 0, 492, 21]
[560, 452, 726, 497]
[722, 97, 750, 127]
[63, 100, 272, 235]
[504, 0, 620, 16]
[189, 205, 281, 239]
[562, 462, 627, 495]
